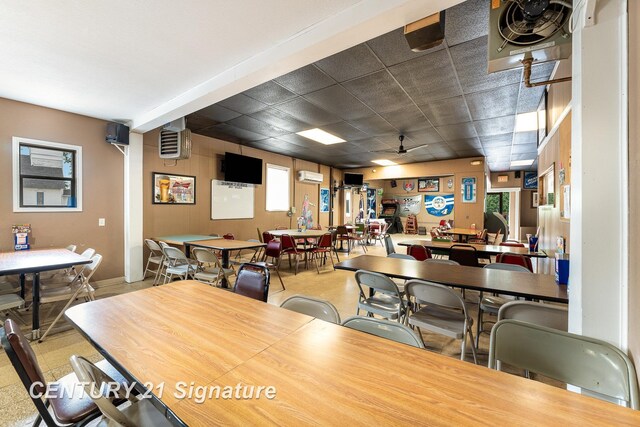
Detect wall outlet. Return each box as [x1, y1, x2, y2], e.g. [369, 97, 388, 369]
[98, 218, 106, 227]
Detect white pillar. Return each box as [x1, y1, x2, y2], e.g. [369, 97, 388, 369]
[124, 132, 144, 283]
[569, 0, 628, 348]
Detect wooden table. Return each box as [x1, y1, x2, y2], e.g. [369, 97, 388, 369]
[185, 239, 266, 287]
[399, 239, 548, 258]
[65, 281, 640, 426]
[154, 235, 219, 256]
[0, 248, 91, 339]
[441, 227, 480, 242]
[267, 229, 327, 239]
[335, 255, 567, 302]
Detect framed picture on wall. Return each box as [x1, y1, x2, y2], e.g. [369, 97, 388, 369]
[523, 171, 538, 189]
[153, 172, 196, 204]
[418, 178, 439, 192]
[320, 188, 330, 213]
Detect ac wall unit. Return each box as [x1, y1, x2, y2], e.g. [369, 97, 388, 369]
[159, 129, 192, 159]
[297, 170, 323, 184]
[488, 0, 572, 74]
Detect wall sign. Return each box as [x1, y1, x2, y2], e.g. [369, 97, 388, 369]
[320, 188, 330, 213]
[461, 177, 477, 203]
[403, 180, 415, 192]
[425, 194, 454, 217]
[523, 171, 538, 189]
[392, 195, 422, 217]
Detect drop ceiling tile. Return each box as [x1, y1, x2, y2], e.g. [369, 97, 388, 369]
[314, 44, 384, 82]
[420, 96, 471, 126]
[513, 131, 538, 145]
[379, 105, 431, 132]
[338, 142, 370, 154]
[218, 93, 268, 115]
[197, 104, 241, 122]
[516, 62, 554, 114]
[227, 115, 289, 138]
[406, 153, 436, 162]
[244, 81, 298, 105]
[205, 123, 267, 142]
[450, 36, 522, 94]
[322, 121, 370, 141]
[349, 115, 397, 136]
[445, 0, 489, 47]
[483, 146, 511, 156]
[406, 127, 444, 144]
[355, 138, 394, 152]
[510, 153, 538, 162]
[466, 83, 520, 120]
[435, 122, 478, 141]
[366, 28, 444, 67]
[303, 85, 374, 121]
[274, 98, 341, 126]
[250, 108, 311, 133]
[456, 148, 485, 157]
[511, 144, 538, 154]
[474, 115, 515, 136]
[480, 133, 513, 147]
[447, 137, 482, 149]
[274, 65, 335, 95]
[489, 162, 510, 172]
[185, 113, 218, 131]
[389, 49, 461, 102]
[342, 70, 413, 114]
[278, 133, 318, 148]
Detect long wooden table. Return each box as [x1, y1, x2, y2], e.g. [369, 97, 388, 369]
[155, 234, 219, 257]
[398, 239, 547, 258]
[267, 229, 327, 239]
[335, 255, 567, 302]
[441, 227, 479, 242]
[65, 281, 640, 425]
[0, 248, 91, 339]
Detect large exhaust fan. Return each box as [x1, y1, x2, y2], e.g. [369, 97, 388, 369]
[159, 128, 192, 160]
[488, 0, 572, 74]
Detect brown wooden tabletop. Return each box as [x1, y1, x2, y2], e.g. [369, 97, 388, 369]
[442, 227, 479, 236]
[267, 229, 327, 238]
[186, 239, 266, 252]
[66, 282, 639, 426]
[0, 248, 92, 339]
[154, 234, 219, 246]
[399, 239, 548, 258]
[335, 255, 567, 302]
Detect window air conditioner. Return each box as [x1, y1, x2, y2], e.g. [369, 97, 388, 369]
[297, 170, 323, 184]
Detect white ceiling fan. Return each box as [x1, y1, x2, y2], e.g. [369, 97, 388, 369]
[374, 134, 428, 156]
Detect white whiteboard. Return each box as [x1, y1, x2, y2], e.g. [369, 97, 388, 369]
[211, 180, 254, 220]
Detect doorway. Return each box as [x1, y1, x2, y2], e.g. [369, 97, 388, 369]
[486, 188, 520, 240]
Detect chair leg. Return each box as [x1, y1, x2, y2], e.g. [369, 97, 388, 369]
[273, 266, 285, 290]
[467, 327, 478, 364]
[314, 253, 320, 274]
[39, 282, 88, 342]
[476, 295, 483, 348]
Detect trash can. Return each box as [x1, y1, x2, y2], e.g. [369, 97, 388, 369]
[555, 254, 570, 285]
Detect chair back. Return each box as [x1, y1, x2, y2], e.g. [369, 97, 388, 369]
[500, 241, 525, 248]
[263, 231, 274, 243]
[264, 240, 282, 258]
[498, 301, 568, 331]
[234, 263, 270, 302]
[80, 248, 96, 259]
[489, 320, 639, 409]
[424, 258, 460, 266]
[82, 254, 103, 283]
[280, 295, 341, 324]
[496, 252, 533, 272]
[192, 247, 218, 264]
[335, 225, 349, 236]
[223, 233, 235, 240]
[145, 239, 163, 255]
[449, 244, 479, 267]
[406, 279, 466, 311]
[317, 233, 333, 249]
[484, 262, 531, 273]
[388, 253, 415, 260]
[407, 245, 432, 261]
[383, 234, 395, 255]
[257, 228, 263, 243]
[162, 246, 188, 266]
[280, 235, 297, 252]
[66, 244, 77, 252]
[354, 270, 402, 298]
[342, 316, 424, 348]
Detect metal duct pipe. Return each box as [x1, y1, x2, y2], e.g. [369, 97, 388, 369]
[521, 58, 572, 87]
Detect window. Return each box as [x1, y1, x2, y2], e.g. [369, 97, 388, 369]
[265, 164, 289, 211]
[12, 137, 82, 212]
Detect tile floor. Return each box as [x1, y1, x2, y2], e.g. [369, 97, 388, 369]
[0, 234, 550, 426]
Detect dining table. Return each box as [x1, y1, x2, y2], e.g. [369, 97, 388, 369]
[154, 234, 219, 257]
[440, 227, 481, 242]
[64, 281, 640, 426]
[0, 248, 92, 340]
[398, 239, 548, 258]
[335, 255, 567, 302]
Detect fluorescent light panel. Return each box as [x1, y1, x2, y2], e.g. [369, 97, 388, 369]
[296, 128, 345, 145]
[515, 112, 538, 132]
[372, 159, 397, 166]
[510, 159, 535, 167]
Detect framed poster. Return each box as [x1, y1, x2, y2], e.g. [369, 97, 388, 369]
[523, 171, 538, 189]
[392, 195, 422, 217]
[320, 188, 330, 213]
[418, 178, 439, 192]
[461, 177, 477, 203]
[537, 90, 547, 146]
[153, 173, 196, 204]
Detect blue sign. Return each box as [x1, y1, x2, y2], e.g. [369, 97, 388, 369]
[320, 188, 330, 213]
[523, 171, 538, 189]
[461, 177, 476, 203]
[425, 194, 454, 217]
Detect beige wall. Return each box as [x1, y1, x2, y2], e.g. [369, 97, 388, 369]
[627, 0, 639, 378]
[349, 157, 486, 229]
[0, 98, 124, 280]
[143, 130, 338, 243]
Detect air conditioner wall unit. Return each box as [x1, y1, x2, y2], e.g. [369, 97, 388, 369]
[488, 0, 572, 74]
[297, 170, 324, 184]
[159, 129, 192, 159]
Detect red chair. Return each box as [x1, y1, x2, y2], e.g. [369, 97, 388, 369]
[407, 245, 432, 261]
[449, 244, 480, 267]
[496, 252, 533, 272]
[262, 231, 275, 243]
[309, 233, 336, 273]
[223, 233, 235, 240]
[280, 235, 305, 274]
[252, 239, 285, 291]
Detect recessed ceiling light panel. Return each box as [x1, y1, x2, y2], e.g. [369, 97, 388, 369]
[515, 112, 538, 132]
[510, 159, 535, 167]
[372, 159, 397, 166]
[296, 128, 346, 145]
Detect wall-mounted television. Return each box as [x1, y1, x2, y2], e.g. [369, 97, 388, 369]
[344, 173, 364, 187]
[224, 152, 263, 185]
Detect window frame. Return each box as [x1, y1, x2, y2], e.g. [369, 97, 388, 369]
[265, 163, 290, 212]
[12, 136, 83, 212]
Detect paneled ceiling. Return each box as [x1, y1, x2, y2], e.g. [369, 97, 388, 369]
[187, 0, 551, 171]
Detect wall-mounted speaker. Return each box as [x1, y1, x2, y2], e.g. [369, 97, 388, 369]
[390, 180, 397, 188]
[515, 171, 521, 178]
[106, 122, 129, 145]
[404, 11, 445, 52]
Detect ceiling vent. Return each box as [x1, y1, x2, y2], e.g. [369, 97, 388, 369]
[297, 170, 324, 184]
[159, 129, 192, 159]
[488, 0, 572, 73]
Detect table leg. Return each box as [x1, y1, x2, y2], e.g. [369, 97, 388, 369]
[221, 250, 230, 289]
[19, 273, 25, 299]
[32, 272, 40, 340]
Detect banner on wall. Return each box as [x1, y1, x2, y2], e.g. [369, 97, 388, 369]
[461, 177, 477, 203]
[392, 195, 422, 217]
[425, 194, 454, 217]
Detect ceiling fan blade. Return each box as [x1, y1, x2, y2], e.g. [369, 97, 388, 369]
[371, 148, 398, 154]
[405, 144, 429, 153]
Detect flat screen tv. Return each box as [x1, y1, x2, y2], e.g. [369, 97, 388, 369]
[344, 173, 364, 186]
[224, 152, 263, 185]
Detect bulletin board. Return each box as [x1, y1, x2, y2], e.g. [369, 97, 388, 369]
[211, 180, 254, 220]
